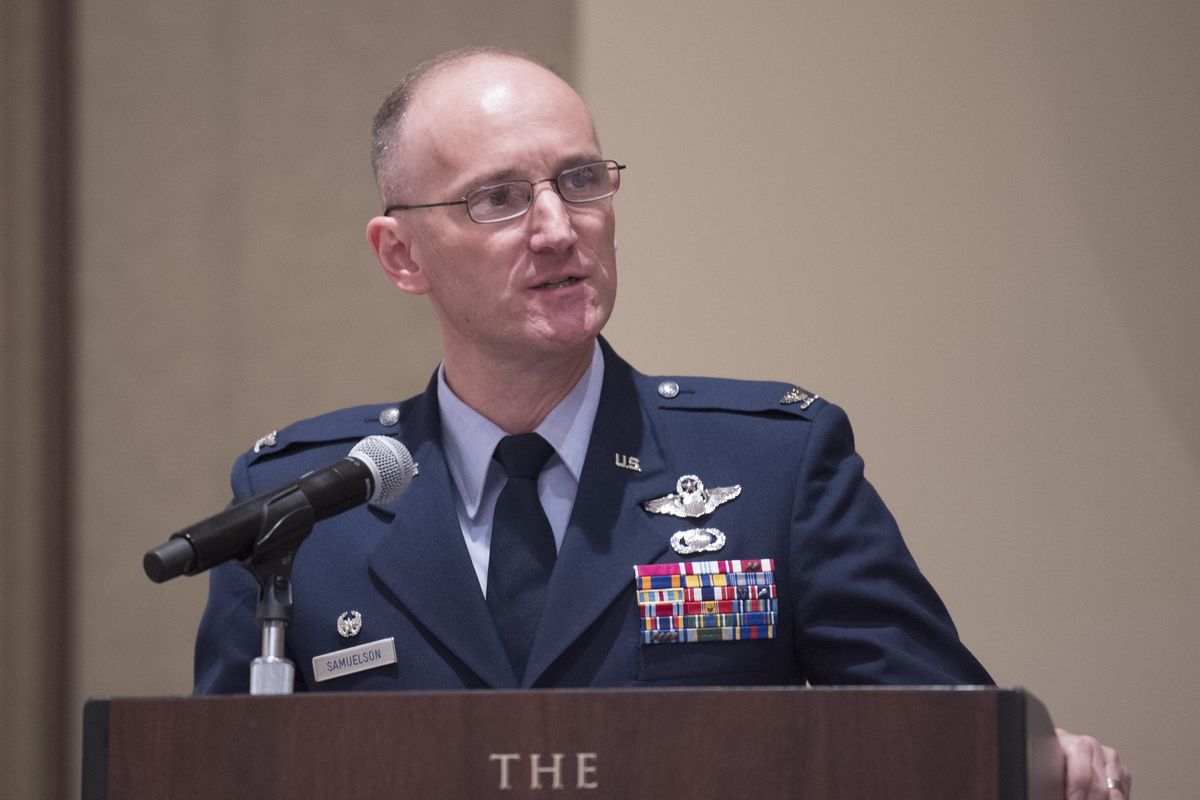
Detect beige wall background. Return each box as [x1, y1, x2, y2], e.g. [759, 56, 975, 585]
[57, 2, 574, 798]
[70, 0, 571, 707]
[580, 3, 1198, 797]
[10, 0, 1190, 797]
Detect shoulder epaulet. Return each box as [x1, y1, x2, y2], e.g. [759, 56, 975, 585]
[246, 402, 405, 464]
[646, 374, 826, 419]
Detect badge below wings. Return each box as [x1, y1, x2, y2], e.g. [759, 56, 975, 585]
[634, 559, 777, 645]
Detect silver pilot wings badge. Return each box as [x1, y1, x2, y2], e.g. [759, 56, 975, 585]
[642, 474, 741, 519]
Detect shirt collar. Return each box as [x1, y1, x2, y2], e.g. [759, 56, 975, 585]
[438, 340, 605, 518]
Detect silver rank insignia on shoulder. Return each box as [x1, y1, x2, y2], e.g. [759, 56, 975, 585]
[670, 527, 726, 555]
[253, 430, 278, 453]
[336, 610, 363, 638]
[780, 386, 818, 409]
[643, 474, 741, 518]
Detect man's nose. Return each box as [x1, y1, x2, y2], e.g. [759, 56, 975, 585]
[527, 182, 578, 252]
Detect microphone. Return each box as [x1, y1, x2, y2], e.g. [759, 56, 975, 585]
[143, 435, 417, 583]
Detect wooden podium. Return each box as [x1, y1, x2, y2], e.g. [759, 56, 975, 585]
[82, 687, 1063, 799]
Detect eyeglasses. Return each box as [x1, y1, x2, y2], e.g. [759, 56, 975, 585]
[384, 160, 626, 224]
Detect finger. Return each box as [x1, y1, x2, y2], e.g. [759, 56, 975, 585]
[1089, 735, 1109, 800]
[1057, 728, 1101, 800]
[1102, 745, 1131, 798]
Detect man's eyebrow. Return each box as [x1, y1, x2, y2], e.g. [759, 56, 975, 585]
[457, 155, 606, 193]
[467, 167, 523, 188]
[443, 167, 519, 197]
[552, 153, 606, 174]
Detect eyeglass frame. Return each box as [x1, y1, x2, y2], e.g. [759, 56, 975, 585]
[382, 160, 626, 224]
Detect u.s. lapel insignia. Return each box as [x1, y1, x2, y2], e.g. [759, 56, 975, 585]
[336, 610, 363, 638]
[780, 387, 818, 409]
[642, 474, 741, 519]
[253, 430, 278, 453]
[670, 527, 726, 555]
[615, 453, 642, 472]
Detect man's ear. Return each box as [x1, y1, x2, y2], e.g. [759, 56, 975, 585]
[367, 215, 430, 295]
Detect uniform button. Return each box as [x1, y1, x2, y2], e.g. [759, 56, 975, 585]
[657, 380, 680, 399]
[378, 407, 400, 426]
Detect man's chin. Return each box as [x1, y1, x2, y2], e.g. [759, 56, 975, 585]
[522, 317, 607, 356]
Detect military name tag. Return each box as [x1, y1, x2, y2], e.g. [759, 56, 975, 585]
[312, 637, 397, 683]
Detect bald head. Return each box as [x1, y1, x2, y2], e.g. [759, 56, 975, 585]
[371, 48, 592, 205]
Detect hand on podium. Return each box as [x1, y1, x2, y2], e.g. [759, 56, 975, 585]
[1057, 727, 1131, 799]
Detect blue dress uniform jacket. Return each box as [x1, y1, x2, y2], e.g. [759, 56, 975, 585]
[194, 341, 992, 693]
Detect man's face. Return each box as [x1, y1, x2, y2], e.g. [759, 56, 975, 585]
[372, 56, 618, 368]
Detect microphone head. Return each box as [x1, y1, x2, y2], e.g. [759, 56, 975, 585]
[349, 435, 418, 504]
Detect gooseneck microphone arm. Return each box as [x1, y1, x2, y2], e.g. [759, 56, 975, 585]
[242, 484, 316, 695]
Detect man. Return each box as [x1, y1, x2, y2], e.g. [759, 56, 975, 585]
[194, 48, 1129, 798]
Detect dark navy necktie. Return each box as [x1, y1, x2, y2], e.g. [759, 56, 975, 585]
[486, 433, 557, 681]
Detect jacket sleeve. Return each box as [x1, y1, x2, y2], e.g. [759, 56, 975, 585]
[192, 560, 263, 694]
[789, 402, 993, 685]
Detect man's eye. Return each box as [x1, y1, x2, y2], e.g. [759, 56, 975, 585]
[563, 167, 597, 190]
[486, 186, 516, 206]
[467, 183, 525, 217]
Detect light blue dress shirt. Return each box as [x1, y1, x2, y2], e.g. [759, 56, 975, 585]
[437, 341, 605, 596]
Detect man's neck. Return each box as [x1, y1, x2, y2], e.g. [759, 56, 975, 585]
[441, 340, 596, 434]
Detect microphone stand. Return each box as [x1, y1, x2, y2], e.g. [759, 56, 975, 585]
[241, 485, 318, 695]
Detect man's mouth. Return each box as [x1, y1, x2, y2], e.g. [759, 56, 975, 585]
[535, 276, 581, 290]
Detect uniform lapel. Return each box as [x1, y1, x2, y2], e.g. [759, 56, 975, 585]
[523, 345, 676, 686]
[365, 378, 519, 688]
